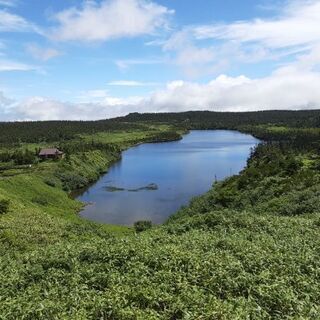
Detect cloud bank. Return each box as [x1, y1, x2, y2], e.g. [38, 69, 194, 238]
[3, 65, 320, 121]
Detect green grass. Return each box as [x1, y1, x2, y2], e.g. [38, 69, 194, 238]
[79, 124, 184, 148]
[0, 173, 131, 251]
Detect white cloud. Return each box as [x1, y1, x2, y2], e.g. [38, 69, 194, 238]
[76, 89, 147, 104]
[76, 89, 125, 103]
[26, 44, 63, 61]
[102, 95, 144, 106]
[14, 97, 72, 121]
[13, 95, 145, 120]
[0, 9, 39, 33]
[0, 91, 15, 120]
[0, 59, 37, 71]
[294, 45, 320, 70]
[162, 29, 229, 78]
[107, 80, 159, 86]
[0, 41, 6, 51]
[50, 0, 173, 42]
[164, 31, 216, 69]
[115, 58, 163, 70]
[193, 1, 320, 49]
[78, 89, 110, 100]
[0, 90, 14, 106]
[161, 1, 320, 78]
[0, 0, 17, 7]
[147, 69, 320, 112]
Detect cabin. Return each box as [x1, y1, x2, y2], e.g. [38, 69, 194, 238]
[38, 148, 64, 160]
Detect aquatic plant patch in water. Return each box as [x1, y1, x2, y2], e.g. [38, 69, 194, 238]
[105, 183, 159, 192]
[104, 186, 126, 192]
[128, 183, 159, 192]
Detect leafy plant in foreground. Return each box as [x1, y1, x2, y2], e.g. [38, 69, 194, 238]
[134, 220, 152, 232]
[0, 199, 9, 214]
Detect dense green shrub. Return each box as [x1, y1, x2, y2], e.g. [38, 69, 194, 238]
[55, 171, 88, 191]
[0, 149, 37, 165]
[134, 220, 152, 232]
[58, 141, 120, 156]
[32, 196, 49, 206]
[0, 199, 9, 214]
[1, 213, 320, 319]
[147, 130, 182, 142]
[43, 177, 57, 187]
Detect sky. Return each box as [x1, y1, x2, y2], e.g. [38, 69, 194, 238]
[1, 0, 320, 120]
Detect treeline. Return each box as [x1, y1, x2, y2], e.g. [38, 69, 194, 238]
[242, 126, 320, 152]
[2, 110, 320, 144]
[0, 120, 145, 144]
[147, 130, 182, 142]
[117, 110, 320, 129]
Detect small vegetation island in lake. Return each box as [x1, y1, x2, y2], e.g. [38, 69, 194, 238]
[1, 110, 320, 318]
[105, 183, 158, 192]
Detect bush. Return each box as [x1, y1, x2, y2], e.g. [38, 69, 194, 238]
[0, 199, 9, 214]
[44, 178, 57, 187]
[134, 220, 152, 232]
[55, 171, 88, 191]
[32, 196, 49, 206]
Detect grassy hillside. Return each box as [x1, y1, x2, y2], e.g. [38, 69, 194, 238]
[1, 115, 320, 319]
[0, 125, 182, 249]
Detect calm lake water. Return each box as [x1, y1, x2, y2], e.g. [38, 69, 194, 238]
[77, 130, 259, 225]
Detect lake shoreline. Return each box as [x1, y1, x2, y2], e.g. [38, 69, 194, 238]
[77, 130, 260, 225]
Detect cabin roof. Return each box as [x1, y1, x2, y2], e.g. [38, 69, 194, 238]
[39, 148, 63, 156]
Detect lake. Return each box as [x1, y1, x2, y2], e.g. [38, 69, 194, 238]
[77, 130, 259, 225]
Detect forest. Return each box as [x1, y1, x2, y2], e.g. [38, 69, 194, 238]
[1, 109, 320, 144]
[0, 111, 320, 319]
[117, 110, 320, 128]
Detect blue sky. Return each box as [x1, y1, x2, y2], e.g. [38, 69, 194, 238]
[1, 0, 320, 120]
